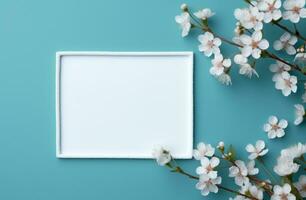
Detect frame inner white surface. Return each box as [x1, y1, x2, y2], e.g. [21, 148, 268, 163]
[56, 52, 193, 158]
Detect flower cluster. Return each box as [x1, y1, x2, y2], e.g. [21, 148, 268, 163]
[153, 140, 306, 199]
[175, 0, 306, 126]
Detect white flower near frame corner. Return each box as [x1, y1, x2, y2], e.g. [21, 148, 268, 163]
[247, 160, 259, 175]
[152, 146, 171, 166]
[269, 61, 291, 82]
[240, 31, 269, 59]
[175, 12, 191, 37]
[196, 175, 222, 196]
[210, 54, 231, 76]
[294, 104, 305, 125]
[196, 157, 220, 179]
[229, 160, 249, 186]
[274, 142, 306, 176]
[271, 184, 296, 200]
[198, 32, 222, 57]
[263, 116, 288, 139]
[193, 142, 215, 160]
[273, 32, 297, 55]
[194, 8, 215, 20]
[234, 6, 264, 31]
[245, 140, 269, 160]
[294, 175, 306, 198]
[283, 0, 306, 23]
[256, 0, 282, 23]
[234, 54, 259, 78]
[275, 72, 297, 96]
[216, 73, 232, 85]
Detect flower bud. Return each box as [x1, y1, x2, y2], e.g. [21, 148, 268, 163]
[180, 3, 188, 12]
[217, 141, 225, 151]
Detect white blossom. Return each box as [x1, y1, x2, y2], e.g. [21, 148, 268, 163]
[216, 73, 232, 85]
[294, 175, 306, 198]
[234, 6, 264, 31]
[230, 182, 264, 200]
[273, 32, 297, 55]
[152, 146, 171, 166]
[247, 160, 259, 175]
[234, 54, 258, 78]
[256, 0, 282, 23]
[196, 157, 220, 179]
[294, 104, 305, 125]
[283, 0, 306, 23]
[210, 54, 231, 76]
[240, 31, 269, 59]
[274, 143, 306, 176]
[263, 116, 288, 139]
[275, 72, 297, 96]
[193, 142, 215, 160]
[269, 61, 291, 82]
[198, 32, 221, 57]
[246, 140, 269, 160]
[194, 8, 215, 20]
[196, 175, 222, 196]
[271, 184, 296, 200]
[229, 160, 249, 186]
[175, 12, 191, 37]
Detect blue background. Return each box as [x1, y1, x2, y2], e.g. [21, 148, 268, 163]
[0, 0, 305, 199]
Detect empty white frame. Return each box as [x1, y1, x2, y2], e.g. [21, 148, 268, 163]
[56, 52, 193, 158]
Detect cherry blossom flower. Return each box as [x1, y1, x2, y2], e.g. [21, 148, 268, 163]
[294, 175, 306, 198]
[269, 61, 291, 82]
[198, 32, 222, 57]
[234, 6, 264, 31]
[263, 116, 288, 139]
[196, 157, 220, 179]
[294, 104, 305, 125]
[216, 73, 232, 85]
[237, 182, 264, 200]
[196, 175, 222, 196]
[271, 184, 296, 200]
[209, 54, 231, 76]
[194, 8, 215, 20]
[246, 140, 269, 160]
[240, 31, 269, 59]
[275, 72, 297, 96]
[229, 160, 249, 186]
[175, 12, 191, 37]
[274, 143, 306, 176]
[273, 32, 297, 55]
[283, 0, 306, 23]
[247, 160, 259, 175]
[256, 0, 282, 23]
[193, 142, 215, 160]
[234, 54, 258, 78]
[152, 146, 171, 166]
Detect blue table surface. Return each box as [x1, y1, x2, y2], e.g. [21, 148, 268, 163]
[0, 0, 305, 199]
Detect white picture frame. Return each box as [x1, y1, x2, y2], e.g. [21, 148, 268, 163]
[56, 51, 193, 158]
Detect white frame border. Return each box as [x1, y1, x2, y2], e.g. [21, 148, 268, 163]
[56, 51, 194, 158]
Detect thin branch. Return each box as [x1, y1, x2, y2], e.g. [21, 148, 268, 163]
[272, 21, 306, 42]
